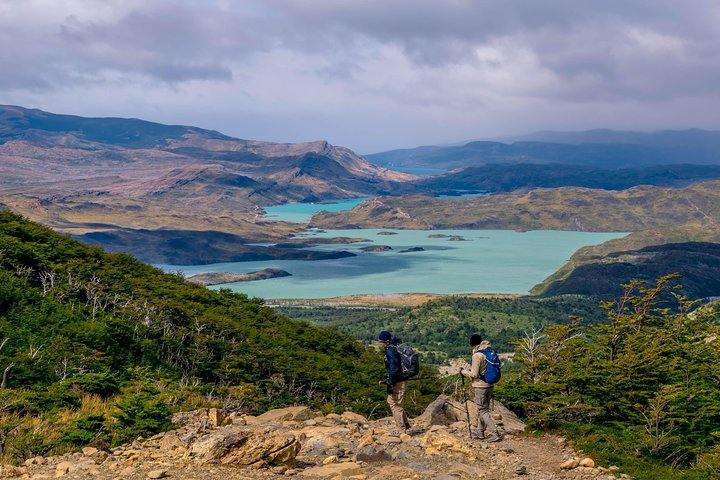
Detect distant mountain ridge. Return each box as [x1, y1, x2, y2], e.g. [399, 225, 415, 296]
[0, 104, 233, 148]
[366, 129, 720, 170]
[420, 163, 720, 193]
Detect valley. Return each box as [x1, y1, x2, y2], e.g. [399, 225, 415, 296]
[3, 106, 720, 300]
[6, 2, 720, 478]
[2, 108, 720, 479]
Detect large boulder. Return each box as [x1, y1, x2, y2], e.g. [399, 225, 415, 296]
[414, 395, 525, 434]
[298, 426, 350, 453]
[413, 395, 458, 428]
[250, 406, 314, 424]
[189, 426, 300, 466]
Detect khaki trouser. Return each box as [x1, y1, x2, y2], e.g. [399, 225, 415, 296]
[473, 386, 498, 435]
[387, 380, 409, 430]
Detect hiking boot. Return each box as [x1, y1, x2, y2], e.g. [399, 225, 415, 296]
[486, 432, 502, 443]
[471, 429, 485, 440]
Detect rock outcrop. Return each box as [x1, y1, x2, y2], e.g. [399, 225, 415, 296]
[189, 426, 300, 466]
[4, 400, 625, 480]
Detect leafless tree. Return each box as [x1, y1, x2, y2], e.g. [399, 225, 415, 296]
[28, 344, 43, 360]
[517, 329, 544, 383]
[1, 364, 15, 389]
[39, 270, 56, 296]
[55, 357, 70, 381]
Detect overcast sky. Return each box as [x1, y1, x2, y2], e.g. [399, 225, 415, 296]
[1, 0, 719, 153]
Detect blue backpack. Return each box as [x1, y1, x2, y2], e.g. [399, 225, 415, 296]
[479, 348, 502, 384]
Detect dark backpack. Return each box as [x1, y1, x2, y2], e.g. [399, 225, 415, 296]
[479, 348, 502, 384]
[394, 344, 420, 378]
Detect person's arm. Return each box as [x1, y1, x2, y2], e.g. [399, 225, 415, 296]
[469, 352, 484, 379]
[386, 347, 401, 386]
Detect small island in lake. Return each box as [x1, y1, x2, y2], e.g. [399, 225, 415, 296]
[188, 268, 292, 286]
[360, 245, 393, 252]
[274, 237, 371, 248]
[399, 247, 425, 253]
[377, 231, 399, 235]
[428, 234, 467, 241]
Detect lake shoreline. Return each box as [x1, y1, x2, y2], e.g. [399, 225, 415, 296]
[164, 227, 627, 299]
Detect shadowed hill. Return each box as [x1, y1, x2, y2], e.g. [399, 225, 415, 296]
[534, 242, 720, 298]
[366, 129, 720, 170]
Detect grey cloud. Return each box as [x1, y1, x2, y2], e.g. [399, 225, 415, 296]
[276, 0, 720, 99]
[3, 0, 719, 95]
[1, 0, 719, 151]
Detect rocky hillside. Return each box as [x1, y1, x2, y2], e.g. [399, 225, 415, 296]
[310, 181, 720, 232]
[534, 242, 720, 298]
[0, 105, 415, 261]
[5, 397, 621, 480]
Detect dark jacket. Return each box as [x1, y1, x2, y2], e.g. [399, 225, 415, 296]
[384, 345, 405, 386]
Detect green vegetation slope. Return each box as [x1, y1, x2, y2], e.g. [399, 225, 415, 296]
[0, 211, 438, 462]
[498, 277, 720, 479]
[277, 295, 606, 363]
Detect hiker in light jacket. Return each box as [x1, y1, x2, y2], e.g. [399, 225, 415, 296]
[461, 334, 501, 442]
[377, 330, 410, 434]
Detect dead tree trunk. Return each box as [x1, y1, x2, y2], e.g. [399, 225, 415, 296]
[1, 363, 15, 389]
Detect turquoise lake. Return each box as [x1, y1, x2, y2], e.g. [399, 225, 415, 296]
[263, 198, 370, 223]
[163, 200, 628, 299]
[167, 228, 627, 299]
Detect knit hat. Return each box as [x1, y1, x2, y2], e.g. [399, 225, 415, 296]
[470, 334, 483, 346]
[378, 331, 392, 341]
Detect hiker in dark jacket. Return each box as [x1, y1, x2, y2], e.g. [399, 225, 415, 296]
[377, 330, 410, 433]
[461, 334, 502, 442]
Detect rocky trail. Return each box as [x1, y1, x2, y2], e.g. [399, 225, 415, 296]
[1, 396, 628, 480]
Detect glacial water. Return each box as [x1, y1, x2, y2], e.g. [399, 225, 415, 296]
[167, 228, 627, 299]
[263, 198, 370, 223]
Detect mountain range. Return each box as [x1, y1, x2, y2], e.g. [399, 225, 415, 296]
[0, 105, 416, 262]
[366, 129, 720, 170]
[0, 105, 413, 229]
[4, 104, 720, 288]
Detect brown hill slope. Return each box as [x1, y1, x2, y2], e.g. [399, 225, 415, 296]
[0, 105, 414, 242]
[310, 181, 720, 232]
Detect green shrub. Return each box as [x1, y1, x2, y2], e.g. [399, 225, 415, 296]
[110, 391, 173, 445]
[60, 415, 106, 446]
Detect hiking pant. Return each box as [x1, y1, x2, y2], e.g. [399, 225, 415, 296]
[473, 386, 498, 435]
[387, 380, 409, 430]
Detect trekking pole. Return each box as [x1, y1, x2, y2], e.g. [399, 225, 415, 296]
[458, 368, 472, 440]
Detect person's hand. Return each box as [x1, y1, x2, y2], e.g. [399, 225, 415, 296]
[377, 379, 386, 385]
[386, 384, 394, 395]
